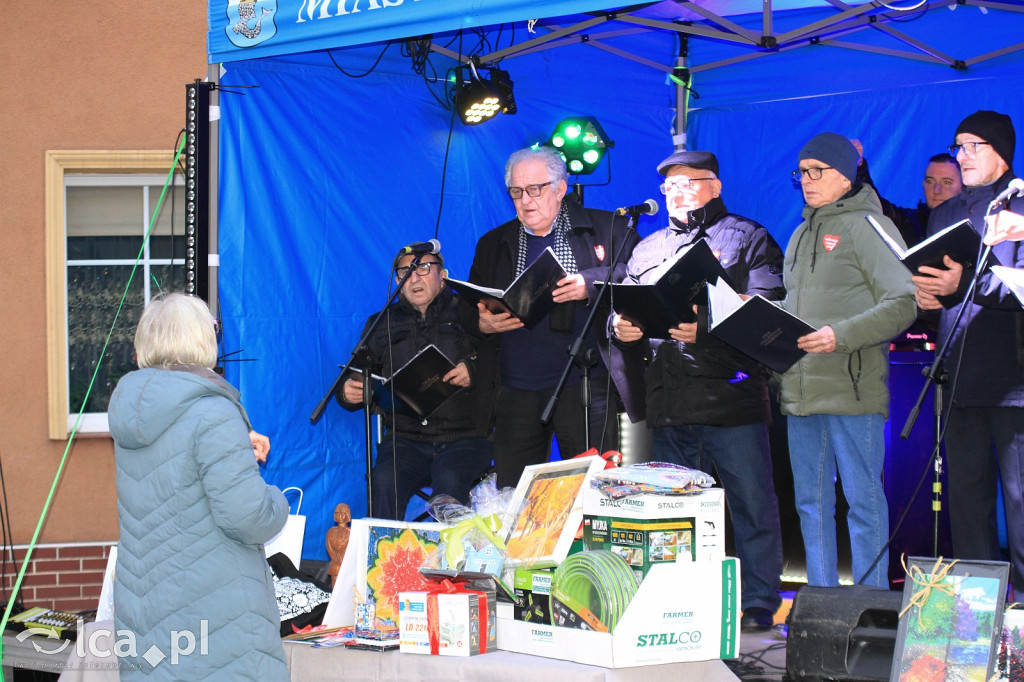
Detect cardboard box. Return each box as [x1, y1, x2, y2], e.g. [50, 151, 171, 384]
[582, 488, 726, 581]
[398, 593, 430, 654]
[398, 587, 497, 656]
[496, 558, 740, 668]
[512, 567, 553, 623]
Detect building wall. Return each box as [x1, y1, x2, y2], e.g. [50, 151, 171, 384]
[0, 3, 208, 588]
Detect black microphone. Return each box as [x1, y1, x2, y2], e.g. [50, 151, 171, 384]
[615, 199, 659, 217]
[990, 178, 1024, 208]
[401, 239, 441, 255]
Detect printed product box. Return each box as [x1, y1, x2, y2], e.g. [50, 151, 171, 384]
[398, 587, 496, 656]
[398, 592, 430, 654]
[512, 567, 553, 624]
[582, 487, 725, 581]
[496, 558, 740, 668]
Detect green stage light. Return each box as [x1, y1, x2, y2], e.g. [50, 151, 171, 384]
[547, 117, 612, 175]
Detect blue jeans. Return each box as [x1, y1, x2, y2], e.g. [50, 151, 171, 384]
[653, 423, 784, 613]
[372, 435, 493, 520]
[787, 413, 889, 588]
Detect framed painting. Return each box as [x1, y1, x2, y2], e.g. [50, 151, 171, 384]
[503, 456, 605, 568]
[997, 605, 1024, 681]
[891, 557, 1010, 682]
[322, 518, 443, 628]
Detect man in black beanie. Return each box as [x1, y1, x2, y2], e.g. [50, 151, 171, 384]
[913, 110, 1024, 595]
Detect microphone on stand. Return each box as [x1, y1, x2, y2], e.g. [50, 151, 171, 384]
[989, 178, 1024, 210]
[615, 199, 659, 217]
[402, 239, 442, 255]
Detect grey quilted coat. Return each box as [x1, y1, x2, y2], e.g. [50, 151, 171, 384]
[108, 365, 290, 681]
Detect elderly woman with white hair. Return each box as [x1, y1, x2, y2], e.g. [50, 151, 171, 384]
[108, 292, 289, 681]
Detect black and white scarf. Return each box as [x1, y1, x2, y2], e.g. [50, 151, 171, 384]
[515, 202, 578, 277]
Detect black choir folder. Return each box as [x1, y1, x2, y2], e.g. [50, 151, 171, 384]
[707, 280, 815, 373]
[363, 344, 462, 419]
[605, 240, 730, 339]
[866, 216, 981, 272]
[446, 247, 568, 329]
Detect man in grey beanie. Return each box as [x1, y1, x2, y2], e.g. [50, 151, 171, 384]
[779, 132, 916, 589]
[913, 110, 1024, 595]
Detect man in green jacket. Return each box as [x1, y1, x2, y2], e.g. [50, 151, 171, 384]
[782, 132, 917, 588]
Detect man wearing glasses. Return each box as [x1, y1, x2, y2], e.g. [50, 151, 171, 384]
[460, 146, 638, 488]
[339, 246, 495, 520]
[912, 110, 1024, 596]
[779, 132, 916, 590]
[611, 150, 786, 632]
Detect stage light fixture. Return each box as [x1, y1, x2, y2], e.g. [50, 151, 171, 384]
[548, 117, 612, 175]
[456, 63, 515, 126]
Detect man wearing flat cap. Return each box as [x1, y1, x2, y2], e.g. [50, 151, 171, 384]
[913, 110, 1024, 594]
[781, 132, 916, 589]
[611, 150, 786, 631]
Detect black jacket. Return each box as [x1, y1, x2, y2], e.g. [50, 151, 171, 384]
[459, 195, 640, 387]
[614, 197, 785, 427]
[338, 287, 497, 442]
[927, 171, 1024, 409]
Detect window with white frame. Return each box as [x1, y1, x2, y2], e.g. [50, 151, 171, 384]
[46, 152, 185, 438]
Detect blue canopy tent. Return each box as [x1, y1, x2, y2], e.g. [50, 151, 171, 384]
[208, 0, 1024, 561]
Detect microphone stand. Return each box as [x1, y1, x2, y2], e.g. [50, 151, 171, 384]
[894, 196, 1005, 570]
[900, 202, 1003, 440]
[540, 212, 637, 448]
[309, 253, 427, 511]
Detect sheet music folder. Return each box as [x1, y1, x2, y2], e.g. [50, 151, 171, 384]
[866, 216, 982, 272]
[603, 240, 730, 339]
[445, 247, 568, 329]
[707, 279, 815, 373]
[355, 344, 462, 420]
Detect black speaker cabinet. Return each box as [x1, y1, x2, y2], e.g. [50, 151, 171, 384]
[786, 585, 902, 681]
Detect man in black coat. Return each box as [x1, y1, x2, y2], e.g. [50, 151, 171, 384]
[460, 146, 639, 488]
[913, 110, 1024, 594]
[340, 246, 496, 520]
[612, 150, 785, 631]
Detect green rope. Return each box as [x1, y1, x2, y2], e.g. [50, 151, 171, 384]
[0, 135, 187, 677]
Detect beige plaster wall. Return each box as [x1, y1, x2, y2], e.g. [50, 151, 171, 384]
[0, 3, 208, 543]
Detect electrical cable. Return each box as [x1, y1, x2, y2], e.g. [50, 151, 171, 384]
[0, 135, 186, 663]
[326, 41, 392, 79]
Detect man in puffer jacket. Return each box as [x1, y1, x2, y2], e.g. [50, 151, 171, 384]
[781, 133, 916, 589]
[109, 293, 290, 681]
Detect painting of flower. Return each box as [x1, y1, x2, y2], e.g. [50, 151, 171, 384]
[363, 523, 440, 626]
[891, 558, 1009, 682]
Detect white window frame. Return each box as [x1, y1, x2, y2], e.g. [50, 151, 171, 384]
[45, 151, 183, 439]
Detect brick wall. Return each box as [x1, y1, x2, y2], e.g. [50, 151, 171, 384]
[1, 543, 114, 613]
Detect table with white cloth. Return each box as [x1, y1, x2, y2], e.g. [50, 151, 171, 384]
[282, 643, 739, 682]
[53, 620, 740, 681]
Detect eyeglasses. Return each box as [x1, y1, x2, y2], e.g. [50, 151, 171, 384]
[659, 177, 716, 193]
[395, 262, 439, 278]
[948, 141, 991, 157]
[508, 181, 552, 199]
[791, 167, 834, 181]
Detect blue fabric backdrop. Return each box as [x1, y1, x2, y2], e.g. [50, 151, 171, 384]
[216, 4, 1024, 560]
[218, 36, 677, 559]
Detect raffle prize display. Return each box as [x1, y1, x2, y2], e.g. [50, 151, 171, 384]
[495, 460, 740, 668]
[327, 456, 740, 668]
